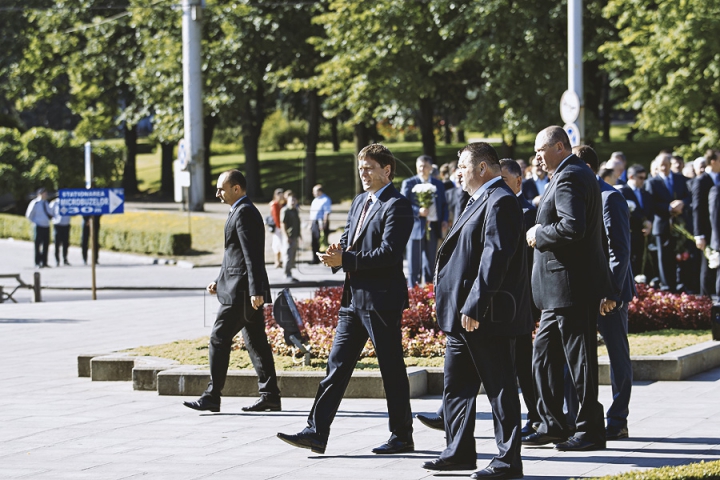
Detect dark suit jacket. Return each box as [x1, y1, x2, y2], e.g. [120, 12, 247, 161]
[644, 173, 691, 236]
[532, 155, 614, 310]
[710, 186, 720, 251]
[337, 183, 413, 311]
[519, 194, 537, 279]
[693, 173, 716, 239]
[521, 177, 540, 203]
[618, 184, 654, 256]
[598, 179, 636, 302]
[435, 179, 532, 336]
[216, 197, 270, 305]
[400, 175, 448, 240]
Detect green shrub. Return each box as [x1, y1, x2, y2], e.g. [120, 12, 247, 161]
[589, 460, 720, 479]
[213, 127, 244, 145]
[260, 110, 307, 151]
[0, 213, 190, 256]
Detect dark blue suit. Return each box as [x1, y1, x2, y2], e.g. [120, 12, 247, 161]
[303, 183, 414, 444]
[597, 179, 635, 431]
[645, 173, 691, 292]
[400, 175, 448, 286]
[435, 178, 531, 472]
[693, 173, 718, 295]
[618, 184, 654, 277]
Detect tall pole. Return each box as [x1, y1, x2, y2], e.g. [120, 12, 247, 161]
[568, 0, 584, 144]
[85, 142, 97, 300]
[182, 0, 205, 211]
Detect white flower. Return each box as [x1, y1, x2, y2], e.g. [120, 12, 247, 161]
[412, 183, 437, 194]
[626, 200, 637, 212]
[709, 250, 720, 270]
[634, 274, 647, 284]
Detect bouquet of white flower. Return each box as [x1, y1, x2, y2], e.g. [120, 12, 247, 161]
[412, 183, 437, 240]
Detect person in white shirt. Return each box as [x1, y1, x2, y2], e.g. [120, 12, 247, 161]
[308, 184, 332, 263]
[25, 187, 53, 268]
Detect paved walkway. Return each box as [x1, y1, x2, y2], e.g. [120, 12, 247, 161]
[1, 243, 720, 479]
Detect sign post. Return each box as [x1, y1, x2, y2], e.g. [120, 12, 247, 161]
[59, 187, 125, 300]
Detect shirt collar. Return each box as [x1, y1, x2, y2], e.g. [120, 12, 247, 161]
[555, 154, 574, 173]
[230, 195, 246, 212]
[471, 176, 502, 201]
[369, 182, 391, 202]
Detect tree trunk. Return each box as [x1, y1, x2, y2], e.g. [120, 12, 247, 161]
[418, 97, 436, 159]
[304, 89, 321, 202]
[204, 115, 217, 199]
[602, 72, 611, 142]
[457, 128, 465, 143]
[330, 116, 340, 152]
[679, 126, 691, 143]
[122, 123, 138, 194]
[443, 116, 452, 145]
[242, 80, 266, 200]
[501, 133, 517, 159]
[354, 123, 370, 195]
[160, 142, 174, 198]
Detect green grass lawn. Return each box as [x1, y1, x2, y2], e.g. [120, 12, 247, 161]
[132, 125, 682, 202]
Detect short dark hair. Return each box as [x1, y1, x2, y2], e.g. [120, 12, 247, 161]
[541, 126, 572, 151]
[358, 144, 397, 180]
[499, 158, 522, 177]
[573, 145, 599, 173]
[705, 149, 717, 162]
[627, 164, 646, 178]
[416, 154, 433, 165]
[600, 168, 615, 182]
[222, 169, 247, 190]
[458, 142, 500, 168]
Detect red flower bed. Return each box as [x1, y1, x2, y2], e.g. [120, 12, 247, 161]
[255, 285, 445, 359]
[628, 283, 712, 333]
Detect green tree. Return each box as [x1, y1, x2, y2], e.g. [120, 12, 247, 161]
[601, 0, 720, 153]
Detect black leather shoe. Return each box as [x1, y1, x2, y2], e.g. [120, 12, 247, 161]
[471, 466, 524, 479]
[242, 396, 281, 412]
[555, 436, 606, 451]
[606, 426, 629, 440]
[183, 397, 220, 412]
[372, 437, 414, 454]
[277, 432, 326, 454]
[422, 458, 476, 471]
[521, 432, 566, 446]
[416, 413, 444, 431]
[520, 420, 536, 437]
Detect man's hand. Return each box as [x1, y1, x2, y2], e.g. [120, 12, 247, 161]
[599, 298, 617, 316]
[207, 282, 217, 295]
[526, 224, 539, 248]
[250, 295, 264, 310]
[696, 237, 707, 251]
[461, 314, 479, 332]
[318, 248, 343, 267]
[419, 207, 429, 217]
[670, 200, 684, 216]
[532, 196, 541, 207]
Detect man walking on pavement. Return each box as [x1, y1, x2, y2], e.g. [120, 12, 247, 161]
[25, 187, 53, 268]
[183, 169, 281, 413]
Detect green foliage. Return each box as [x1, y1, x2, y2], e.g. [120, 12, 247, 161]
[589, 460, 720, 479]
[602, 0, 720, 154]
[259, 110, 307, 151]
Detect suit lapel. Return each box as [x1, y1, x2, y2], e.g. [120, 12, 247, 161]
[440, 188, 489, 249]
[225, 198, 247, 247]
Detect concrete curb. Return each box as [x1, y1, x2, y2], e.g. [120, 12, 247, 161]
[79, 340, 720, 396]
[598, 340, 720, 383]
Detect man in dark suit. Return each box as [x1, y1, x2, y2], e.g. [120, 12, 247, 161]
[644, 153, 691, 292]
[693, 151, 720, 296]
[183, 170, 280, 413]
[521, 157, 548, 207]
[708, 184, 720, 296]
[575, 145, 635, 441]
[524, 126, 614, 452]
[277, 144, 414, 455]
[422, 143, 530, 479]
[618, 165, 654, 278]
[401, 155, 449, 286]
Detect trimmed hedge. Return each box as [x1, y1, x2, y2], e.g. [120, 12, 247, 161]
[590, 460, 720, 479]
[0, 213, 191, 256]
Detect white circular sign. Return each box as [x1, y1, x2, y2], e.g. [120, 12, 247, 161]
[560, 90, 581, 124]
[178, 139, 188, 171]
[564, 123, 581, 147]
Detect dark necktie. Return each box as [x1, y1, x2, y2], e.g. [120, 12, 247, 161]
[665, 175, 673, 193]
[457, 196, 476, 221]
[352, 196, 373, 245]
[634, 188, 643, 209]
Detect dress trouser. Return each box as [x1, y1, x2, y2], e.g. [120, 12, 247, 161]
[656, 234, 677, 292]
[533, 303, 605, 443]
[441, 330, 522, 471]
[515, 332, 540, 424]
[54, 224, 70, 264]
[406, 224, 439, 286]
[597, 303, 632, 429]
[34, 225, 50, 267]
[310, 220, 321, 262]
[203, 300, 280, 401]
[303, 305, 413, 443]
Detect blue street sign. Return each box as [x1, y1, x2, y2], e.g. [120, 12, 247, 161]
[58, 188, 125, 216]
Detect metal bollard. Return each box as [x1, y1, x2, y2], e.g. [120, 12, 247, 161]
[33, 272, 41, 303]
[0, 286, 4, 303]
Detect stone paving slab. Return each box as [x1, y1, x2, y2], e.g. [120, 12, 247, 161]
[1, 296, 720, 478]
